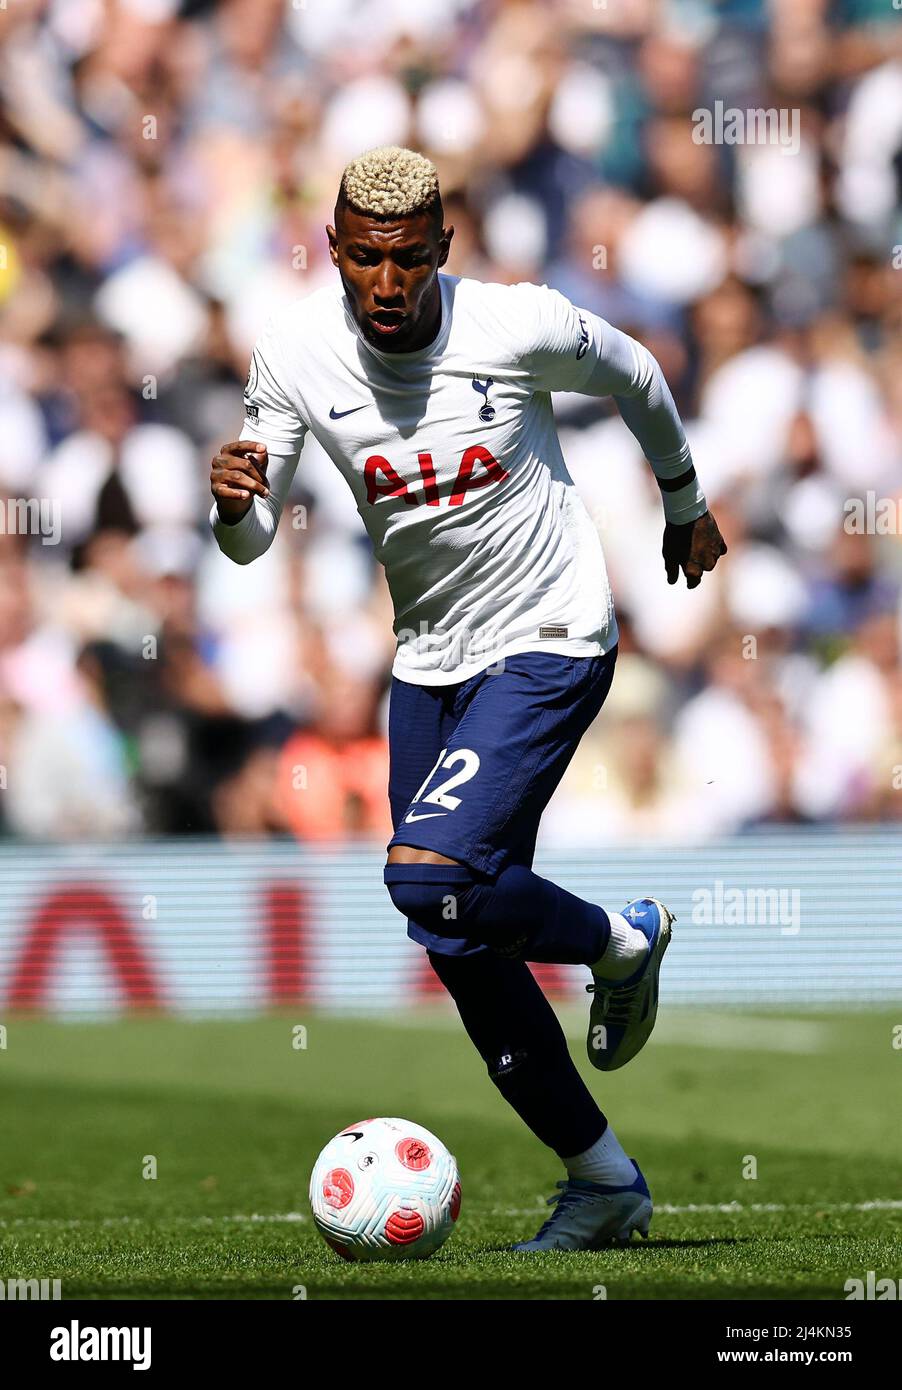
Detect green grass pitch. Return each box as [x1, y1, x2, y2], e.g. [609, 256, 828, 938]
[0, 1007, 899, 1300]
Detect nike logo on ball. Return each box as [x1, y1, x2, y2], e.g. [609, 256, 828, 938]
[329, 404, 368, 419]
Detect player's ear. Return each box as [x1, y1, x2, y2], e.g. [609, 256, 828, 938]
[437, 225, 454, 268]
[326, 225, 339, 267]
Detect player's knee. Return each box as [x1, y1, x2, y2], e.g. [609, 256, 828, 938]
[383, 861, 477, 934]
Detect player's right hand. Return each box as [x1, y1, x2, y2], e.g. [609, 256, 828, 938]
[210, 441, 270, 524]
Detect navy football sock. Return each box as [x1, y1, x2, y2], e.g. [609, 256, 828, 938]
[427, 947, 606, 1158]
[384, 861, 611, 965]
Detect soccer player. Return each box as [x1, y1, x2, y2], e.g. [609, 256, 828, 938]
[210, 147, 726, 1251]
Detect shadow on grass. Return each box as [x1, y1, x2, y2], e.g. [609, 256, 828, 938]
[480, 1234, 747, 1254]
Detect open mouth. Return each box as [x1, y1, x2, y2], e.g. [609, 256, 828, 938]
[368, 310, 407, 336]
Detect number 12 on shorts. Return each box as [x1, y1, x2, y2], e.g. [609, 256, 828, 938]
[405, 747, 481, 822]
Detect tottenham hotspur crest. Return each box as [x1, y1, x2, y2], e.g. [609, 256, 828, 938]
[472, 376, 495, 422]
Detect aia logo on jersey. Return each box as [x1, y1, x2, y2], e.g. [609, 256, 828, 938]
[472, 376, 495, 421]
[364, 446, 509, 508]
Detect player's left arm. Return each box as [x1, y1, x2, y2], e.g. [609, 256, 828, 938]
[522, 286, 727, 589]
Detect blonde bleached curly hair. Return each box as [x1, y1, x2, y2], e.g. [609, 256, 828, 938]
[338, 146, 441, 222]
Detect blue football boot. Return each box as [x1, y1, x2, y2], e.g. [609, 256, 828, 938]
[586, 897, 675, 1071]
[511, 1164, 652, 1252]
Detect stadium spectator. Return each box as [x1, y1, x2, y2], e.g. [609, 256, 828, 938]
[0, 0, 899, 844]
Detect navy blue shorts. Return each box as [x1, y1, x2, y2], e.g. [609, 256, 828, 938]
[386, 647, 618, 955]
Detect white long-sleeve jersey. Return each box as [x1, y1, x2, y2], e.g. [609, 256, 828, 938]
[211, 274, 705, 686]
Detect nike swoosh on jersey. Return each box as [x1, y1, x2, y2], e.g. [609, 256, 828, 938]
[404, 810, 448, 823]
[329, 403, 368, 419]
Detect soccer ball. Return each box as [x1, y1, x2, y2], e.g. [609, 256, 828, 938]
[309, 1117, 461, 1261]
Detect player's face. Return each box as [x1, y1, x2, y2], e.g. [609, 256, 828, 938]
[327, 206, 453, 352]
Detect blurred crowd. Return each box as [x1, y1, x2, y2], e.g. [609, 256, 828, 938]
[0, 0, 901, 846]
